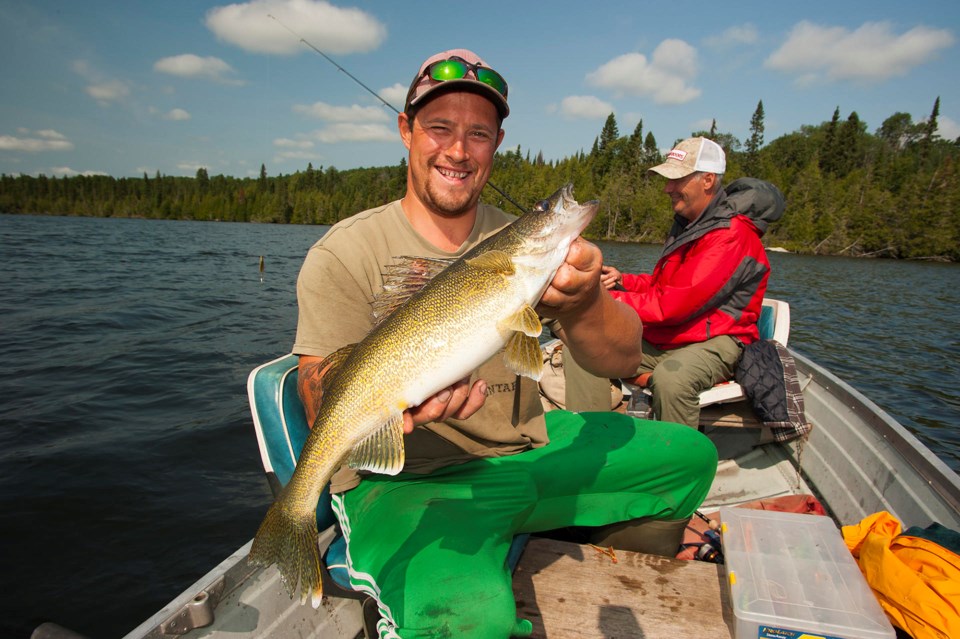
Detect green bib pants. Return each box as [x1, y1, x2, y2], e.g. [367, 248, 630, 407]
[331, 410, 717, 639]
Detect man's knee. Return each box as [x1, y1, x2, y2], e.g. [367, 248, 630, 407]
[408, 583, 519, 639]
[648, 368, 702, 414]
[648, 369, 677, 396]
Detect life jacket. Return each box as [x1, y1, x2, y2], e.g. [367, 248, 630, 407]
[843, 511, 960, 639]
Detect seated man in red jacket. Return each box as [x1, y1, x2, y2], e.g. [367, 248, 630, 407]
[600, 137, 783, 427]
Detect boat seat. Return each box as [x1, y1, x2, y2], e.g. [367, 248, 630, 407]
[627, 299, 791, 412]
[698, 298, 791, 407]
[247, 354, 531, 599]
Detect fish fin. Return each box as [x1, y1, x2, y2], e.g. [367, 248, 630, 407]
[346, 412, 406, 475]
[505, 331, 544, 381]
[499, 303, 543, 337]
[466, 250, 515, 275]
[372, 256, 456, 324]
[317, 345, 356, 396]
[249, 494, 323, 606]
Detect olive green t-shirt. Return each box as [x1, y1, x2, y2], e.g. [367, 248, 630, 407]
[293, 200, 549, 493]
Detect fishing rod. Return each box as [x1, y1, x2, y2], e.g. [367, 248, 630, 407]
[267, 14, 527, 214]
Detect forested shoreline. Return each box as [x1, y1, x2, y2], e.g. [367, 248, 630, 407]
[2, 99, 958, 261]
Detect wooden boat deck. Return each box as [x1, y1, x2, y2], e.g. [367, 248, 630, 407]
[513, 538, 732, 639]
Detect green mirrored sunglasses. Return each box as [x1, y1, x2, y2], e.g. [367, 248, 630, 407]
[424, 56, 508, 98]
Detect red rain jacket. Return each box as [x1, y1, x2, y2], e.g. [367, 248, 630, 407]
[612, 178, 782, 350]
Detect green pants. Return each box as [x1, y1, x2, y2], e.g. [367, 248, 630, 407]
[331, 410, 717, 639]
[639, 335, 743, 427]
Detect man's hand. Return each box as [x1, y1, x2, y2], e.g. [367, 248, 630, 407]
[403, 378, 487, 433]
[533, 238, 644, 379]
[536, 237, 603, 319]
[600, 265, 623, 290]
[299, 356, 487, 434]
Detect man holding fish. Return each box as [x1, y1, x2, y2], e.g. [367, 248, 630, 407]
[253, 48, 718, 638]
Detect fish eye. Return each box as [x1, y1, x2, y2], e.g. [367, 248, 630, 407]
[533, 199, 550, 212]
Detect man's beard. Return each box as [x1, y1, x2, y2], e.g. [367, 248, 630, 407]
[421, 175, 478, 219]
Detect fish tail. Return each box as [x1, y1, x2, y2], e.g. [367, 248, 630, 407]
[249, 500, 323, 607]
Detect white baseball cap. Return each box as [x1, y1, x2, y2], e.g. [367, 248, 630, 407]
[649, 137, 726, 179]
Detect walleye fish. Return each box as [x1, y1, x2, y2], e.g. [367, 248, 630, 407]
[248, 183, 598, 606]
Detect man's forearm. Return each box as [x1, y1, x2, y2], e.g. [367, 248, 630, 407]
[556, 291, 643, 378]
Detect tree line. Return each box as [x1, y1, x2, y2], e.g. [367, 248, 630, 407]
[2, 97, 957, 260]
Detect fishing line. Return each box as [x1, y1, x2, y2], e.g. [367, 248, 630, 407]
[267, 14, 528, 214]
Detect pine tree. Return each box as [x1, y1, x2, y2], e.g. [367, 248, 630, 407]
[642, 132, 660, 165]
[834, 111, 864, 177]
[746, 100, 765, 175]
[919, 96, 941, 165]
[624, 120, 644, 174]
[593, 113, 620, 180]
[820, 107, 841, 174]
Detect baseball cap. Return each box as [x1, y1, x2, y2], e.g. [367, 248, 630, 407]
[648, 137, 726, 179]
[404, 49, 510, 119]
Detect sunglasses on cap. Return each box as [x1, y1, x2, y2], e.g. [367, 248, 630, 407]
[422, 56, 509, 98]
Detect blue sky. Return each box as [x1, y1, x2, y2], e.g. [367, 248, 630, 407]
[2, 0, 958, 179]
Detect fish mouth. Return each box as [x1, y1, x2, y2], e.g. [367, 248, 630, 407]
[540, 183, 598, 233]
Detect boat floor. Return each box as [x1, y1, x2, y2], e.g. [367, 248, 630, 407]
[513, 537, 731, 638]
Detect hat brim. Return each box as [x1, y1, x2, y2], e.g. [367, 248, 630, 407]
[647, 163, 695, 179]
[406, 79, 509, 119]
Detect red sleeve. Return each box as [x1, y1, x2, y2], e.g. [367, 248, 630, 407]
[620, 272, 652, 293]
[612, 228, 751, 326]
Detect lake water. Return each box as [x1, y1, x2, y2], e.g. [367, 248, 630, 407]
[1, 213, 958, 638]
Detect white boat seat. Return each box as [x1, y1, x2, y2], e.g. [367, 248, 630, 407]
[698, 298, 790, 408]
[246, 355, 531, 598]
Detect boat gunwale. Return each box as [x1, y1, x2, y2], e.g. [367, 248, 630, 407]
[792, 347, 960, 516]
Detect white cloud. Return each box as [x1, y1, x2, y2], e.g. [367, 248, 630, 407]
[177, 162, 209, 173]
[154, 54, 244, 85]
[0, 129, 74, 152]
[586, 39, 701, 105]
[274, 150, 322, 164]
[293, 101, 390, 122]
[274, 137, 314, 149]
[85, 80, 130, 104]
[72, 59, 130, 105]
[705, 24, 759, 48]
[273, 137, 319, 164]
[163, 108, 192, 121]
[379, 83, 407, 111]
[766, 21, 956, 83]
[50, 167, 106, 177]
[205, 0, 386, 56]
[934, 115, 960, 141]
[312, 123, 396, 143]
[556, 95, 614, 120]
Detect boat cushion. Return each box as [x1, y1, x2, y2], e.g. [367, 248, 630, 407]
[324, 535, 351, 588]
[757, 304, 774, 341]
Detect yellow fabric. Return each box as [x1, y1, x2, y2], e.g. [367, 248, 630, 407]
[842, 511, 960, 639]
